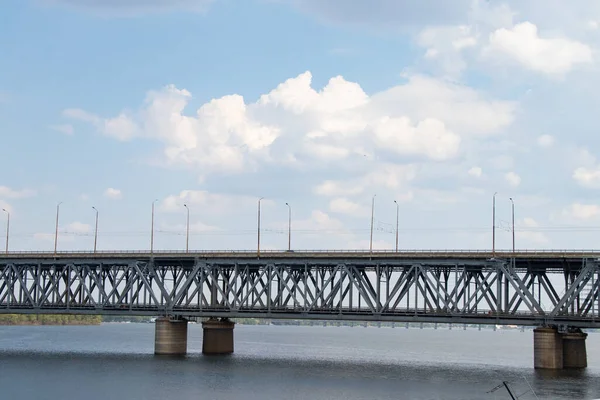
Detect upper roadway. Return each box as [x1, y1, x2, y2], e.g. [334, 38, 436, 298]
[1, 249, 599, 260]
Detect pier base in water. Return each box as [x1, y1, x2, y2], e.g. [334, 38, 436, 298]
[562, 330, 587, 369]
[154, 317, 188, 355]
[534, 327, 587, 369]
[202, 318, 235, 355]
[534, 327, 563, 369]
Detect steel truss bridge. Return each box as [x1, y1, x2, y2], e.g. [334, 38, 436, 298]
[1, 250, 600, 328]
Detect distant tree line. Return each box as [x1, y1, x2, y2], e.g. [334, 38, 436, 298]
[0, 314, 102, 325]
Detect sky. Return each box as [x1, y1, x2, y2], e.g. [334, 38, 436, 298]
[2, 0, 600, 252]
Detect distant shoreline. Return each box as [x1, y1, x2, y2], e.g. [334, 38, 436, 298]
[0, 321, 101, 326]
[0, 314, 102, 326]
[1, 316, 591, 332]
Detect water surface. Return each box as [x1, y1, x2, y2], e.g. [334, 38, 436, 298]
[0, 324, 598, 399]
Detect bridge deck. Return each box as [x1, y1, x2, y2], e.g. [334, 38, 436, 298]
[1, 249, 599, 259]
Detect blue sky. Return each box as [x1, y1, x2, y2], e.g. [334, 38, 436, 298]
[2, 0, 600, 252]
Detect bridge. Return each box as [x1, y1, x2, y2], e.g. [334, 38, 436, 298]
[1, 249, 598, 369]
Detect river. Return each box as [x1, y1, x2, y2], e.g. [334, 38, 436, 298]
[0, 323, 598, 399]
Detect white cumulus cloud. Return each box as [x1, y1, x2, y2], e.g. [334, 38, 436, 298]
[486, 22, 593, 76]
[63, 71, 515, 178]
[573, 167, 600, 188]
[161, 190, 262, 214]
[417, 24, 479, 75]
[537, 134, 555, 147]
[314, 180, 363, 197]
[468, 166, 483, 177]
[292, 210, 345, 232]
[563, 203, 600, 220]
[329, 198, 367, 216]
[505, 171, 521, 187]
[314, 164, 416, 200]
[518, 217, 549, 245]
[104, 188, 122, 199]
[103, 113, 139, 141]
[372, 116, 460, 160]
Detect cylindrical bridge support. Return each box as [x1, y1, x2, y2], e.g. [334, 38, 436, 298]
[154, 317, 188, 355]
[202, 318, 235, 355]
[533, 326, 588, 369]
[562, 330, 588, 369]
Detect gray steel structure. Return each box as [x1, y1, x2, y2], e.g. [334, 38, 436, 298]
[1, 250, 599, 328]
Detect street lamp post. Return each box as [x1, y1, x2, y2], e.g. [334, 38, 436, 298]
[509, 197, 515, 254]
[393, 200, 399, 252]
[92, 207, 98, 253]
[285, 202, 291, 251]
[184, 204, 190, 253]
[257, 197, 264, 257]
[492, 192, 497, 257]
[54, 202, 62, 257]
[1, 209, 8, 254]
[151, 199, 158, 255]
[369, 195, 376, 253]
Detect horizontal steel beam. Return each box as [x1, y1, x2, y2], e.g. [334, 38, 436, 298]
[0, 257, 585, 274]
[1, 308, 598, 328]
[1, 249, 600, 260]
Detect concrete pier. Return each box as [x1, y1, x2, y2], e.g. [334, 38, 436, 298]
[202, 318, 235, 355]
[534, 327, 563, 369]
[154, 317, 188, 355]
[562, 330, 588, 369]
[533, 327, 588, 369]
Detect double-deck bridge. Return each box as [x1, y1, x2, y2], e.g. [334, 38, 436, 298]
[0, 249, 597, 369]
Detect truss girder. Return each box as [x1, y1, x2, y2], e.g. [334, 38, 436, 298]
[0, 258, 599, 326]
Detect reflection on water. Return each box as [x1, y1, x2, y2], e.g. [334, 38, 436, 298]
[0, 324, 598, 399]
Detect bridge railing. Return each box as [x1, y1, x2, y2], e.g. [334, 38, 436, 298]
[2, 249, 600, 255]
